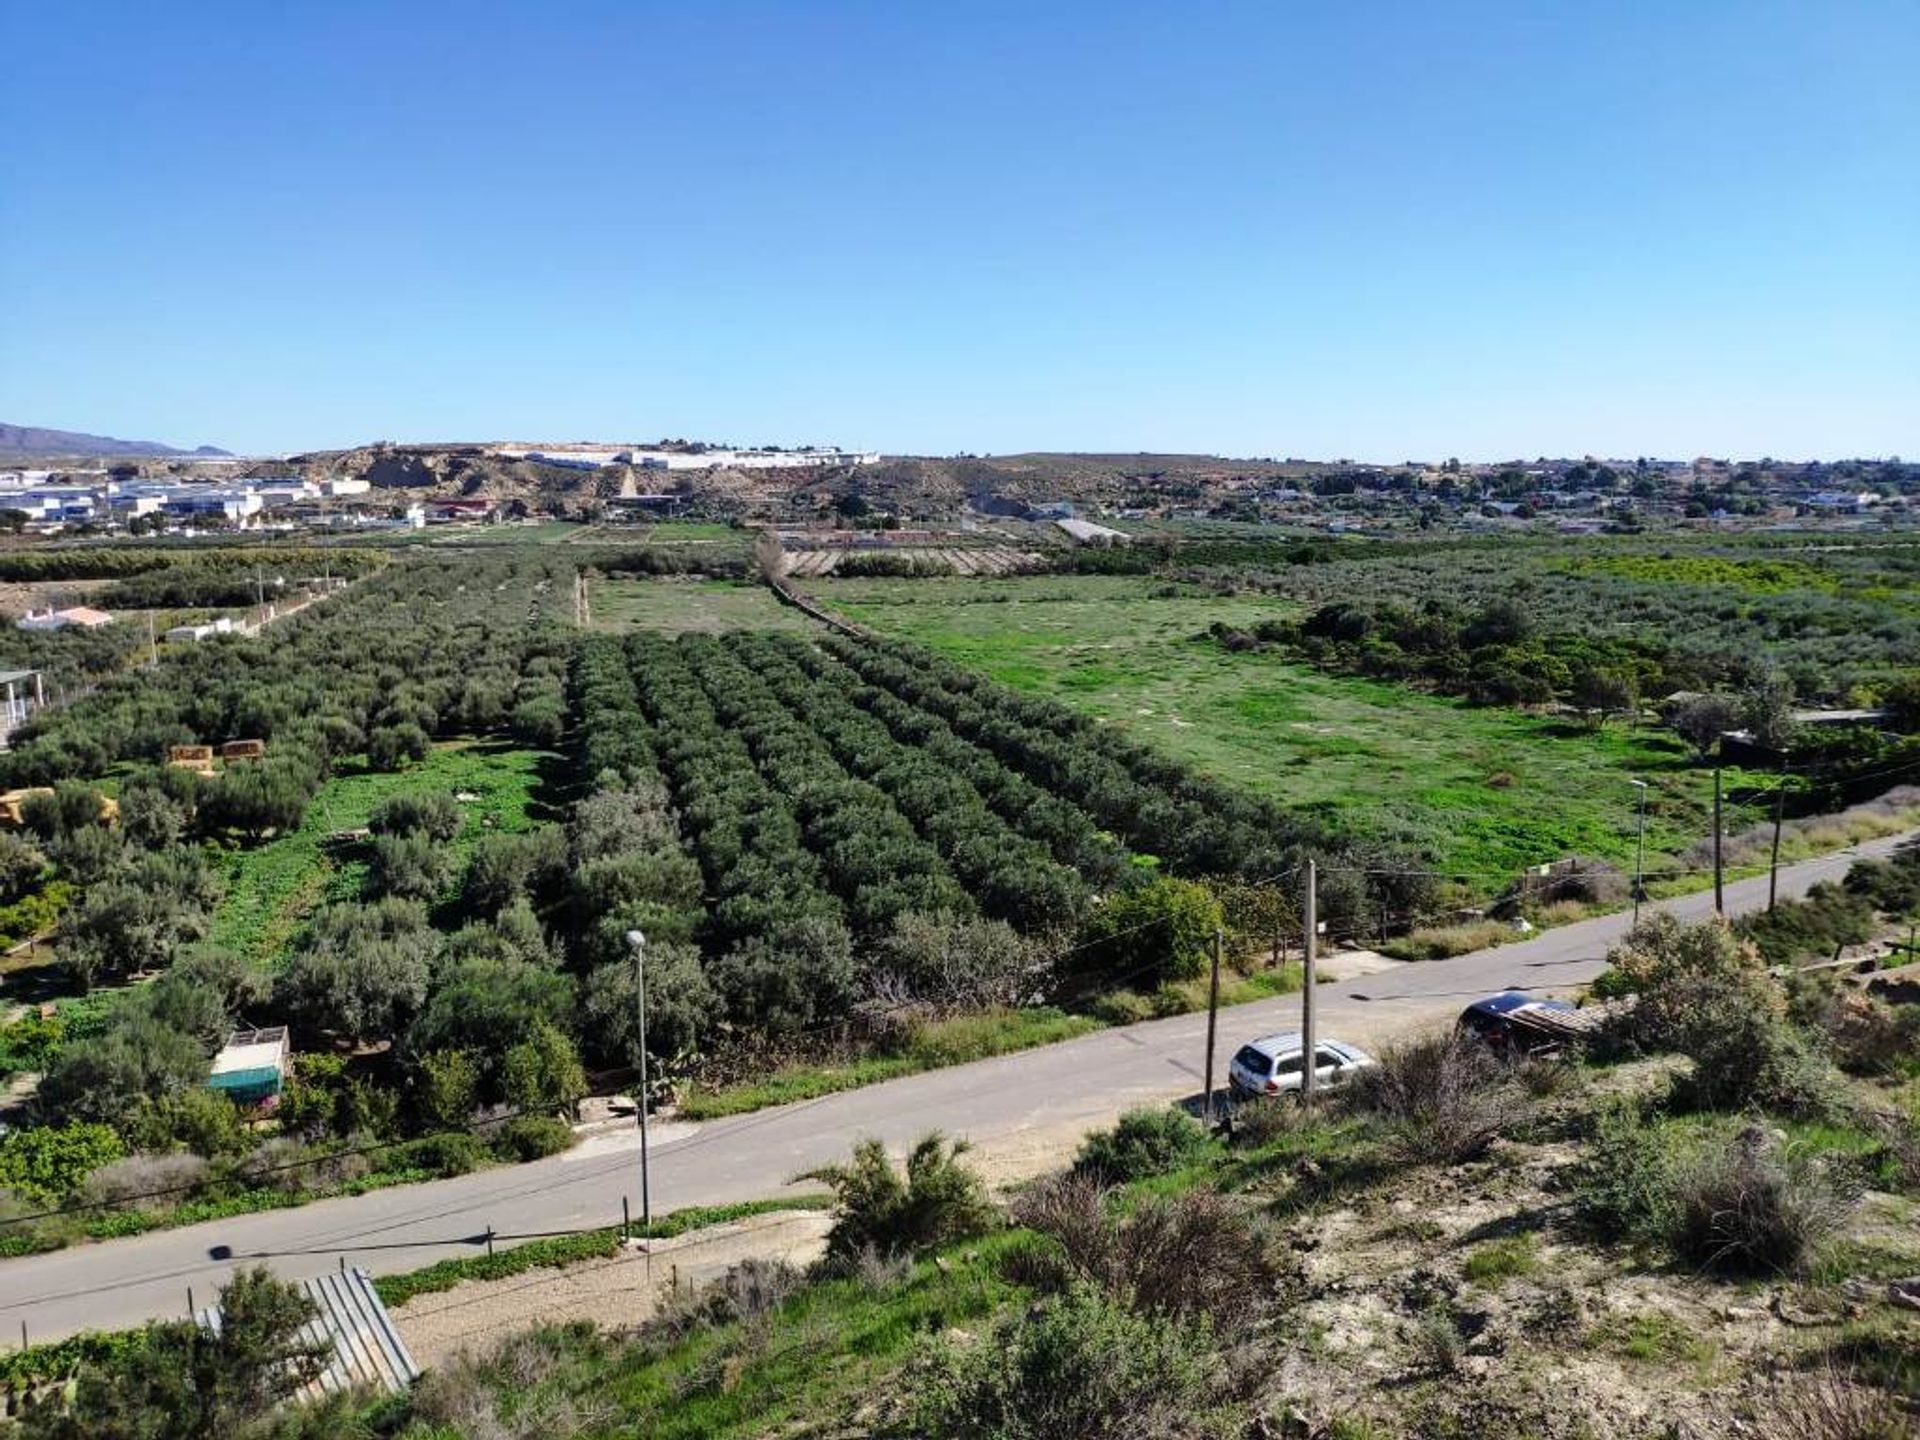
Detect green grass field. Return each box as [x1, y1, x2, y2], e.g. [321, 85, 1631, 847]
[587, 576, 814, 634]
[207, 739, 562, 966]
[823, 573, 1768, 879]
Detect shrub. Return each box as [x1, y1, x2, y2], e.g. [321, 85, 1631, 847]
[1572, 1100, 1676, 1243]
[1346, 1032, 1529, 1163]
[1756, 1361, 1912, 1440]
[502, 1020, 588, 1118]
[368, 831, 455, 903]
[1597, 915, 1843, 1117]
[82, 1152, 210, 1210]
[414, 1049, 481, 1133]
[801, 1132, 996, 1266]
[392, 1132, 488, 1179]
[239, 1136, 371, 1195]
[1071, 1106, 1215, 1184]
[0, 1122, 126, 1205]
[488, 1114, 574, 1163]
[19, 1267, 327, 1440]
[368, 790, 462, 843]
[1669, 1125, 1861, 1276]
[1013, 1175, 1297, 1326]
[645, 1258, 805, 1344]
[1074, 877, 1222, 987]
[1226, 1096, 1309, 1150]
[901, 1282, 1214, 1440]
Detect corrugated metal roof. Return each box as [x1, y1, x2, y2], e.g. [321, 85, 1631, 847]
[198, 1268, 418, 1399]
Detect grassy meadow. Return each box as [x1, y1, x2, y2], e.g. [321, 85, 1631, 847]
[587, 575, 814, 633]
[823, 573, 1773, 880]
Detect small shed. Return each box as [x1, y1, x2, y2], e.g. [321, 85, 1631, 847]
[198, 1267, 419, 1400]
[169, 743, 218, 775]
[207, 1026, 290, 1105]
[219, 738, 267, 761]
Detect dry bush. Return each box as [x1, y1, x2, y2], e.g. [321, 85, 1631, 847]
[647, 1257, 806, 1343]
[1755, 1361, 1912, 1440]
[1670, 1126, 1861, 1276]
[1346, 1032, 1530, 1163]
[239, 1136, 372, 1195]
[1012, 1175, 1297, 1326]
[82, 1152, 209, 1209]
[1227, 1096, 1311, 1149]
[409, 1326, 611, 1440]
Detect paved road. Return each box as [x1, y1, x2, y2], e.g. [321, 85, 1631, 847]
[3, 831, 1910, 1344]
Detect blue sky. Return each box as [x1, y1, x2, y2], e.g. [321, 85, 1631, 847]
[3, 2, 1915, 459]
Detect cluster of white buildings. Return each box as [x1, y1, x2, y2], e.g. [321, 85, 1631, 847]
[490, 444, 879, 472]
[0, 472, 372, 530]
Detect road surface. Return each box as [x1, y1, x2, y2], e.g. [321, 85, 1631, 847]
[3, 830, 1910, 1344]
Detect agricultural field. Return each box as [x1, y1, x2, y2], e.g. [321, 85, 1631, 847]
[208, 740, 561, 966]
[781, 544, 1041, 578]
[821, 573, 1762, 879]
[585, 576, 812, 633]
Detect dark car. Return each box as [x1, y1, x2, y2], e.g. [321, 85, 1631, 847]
[1457, 991, 1588, 1056]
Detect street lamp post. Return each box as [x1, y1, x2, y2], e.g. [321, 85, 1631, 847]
[626, 929, 651, 1232]
[1629, 780, 1648, 928]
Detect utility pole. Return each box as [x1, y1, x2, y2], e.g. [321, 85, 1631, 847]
[147, 611, 158, 669]
[1302, 861, 1318, 1107]
[1201, 927, 1223, 1124]
[1629, 780, 1648, 929]
[1767, 765, 1788, 912]
[633, 933, 653, 1229]
[1712, 764, 1725, 917]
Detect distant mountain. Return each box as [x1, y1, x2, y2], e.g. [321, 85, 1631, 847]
[0, 423, 231, 458]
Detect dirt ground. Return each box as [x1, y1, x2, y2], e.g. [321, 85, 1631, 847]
[393, 1209, 836, 1370]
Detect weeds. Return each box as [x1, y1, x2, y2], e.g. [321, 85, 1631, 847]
[1346, 1032, 1530, 1163]
[1669, 1125, 1862, 1276]
[1012, 1175, 1298, 1326]
[1460, 1235, 1539, 1288]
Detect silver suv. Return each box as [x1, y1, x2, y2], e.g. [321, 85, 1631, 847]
[1228, 1032, 1376, 1101]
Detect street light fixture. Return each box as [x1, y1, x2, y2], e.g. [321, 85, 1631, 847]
[1628, 781, 1649, 928]
[626, 929, 651, 1232]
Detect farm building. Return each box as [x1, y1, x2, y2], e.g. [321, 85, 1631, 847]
[16, 606, 114, 631]
[206, 1026, 290, 1105]
[1055, 517, 1131, 545]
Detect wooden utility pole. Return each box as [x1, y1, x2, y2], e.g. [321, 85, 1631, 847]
[1201, 926, 1223, 1124]
[1302, 861, 1318, 1107]
[1712, 764, 1725, 917]
[1767, 767, 1787, 912]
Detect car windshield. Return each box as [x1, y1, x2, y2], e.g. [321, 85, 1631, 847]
[1232, 1045, 1271, 1073]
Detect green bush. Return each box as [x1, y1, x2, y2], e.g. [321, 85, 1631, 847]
[802, 1132, 997, 1266]
[902, 1282, 1214, 1440]
[1071, 1106, 1215, 1184]
[1572, 1101, 1676, 1244]
[389, 1132, 488, 1179]
[1597, 915, 1844, 1117]
[1074, 877, 1222, 988]
[488, 1114, 574, 1163]
[0, 1122, 125, 1205]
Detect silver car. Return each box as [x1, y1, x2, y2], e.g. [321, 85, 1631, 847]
[1227, 1032, 1375, 1101]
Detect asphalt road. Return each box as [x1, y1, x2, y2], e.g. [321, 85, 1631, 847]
[3, 830, 1910, 1344]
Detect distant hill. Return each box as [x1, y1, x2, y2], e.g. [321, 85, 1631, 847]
[0, 423, 231, 458]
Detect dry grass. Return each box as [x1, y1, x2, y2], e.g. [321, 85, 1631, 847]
[1346, 1032, 1533, 1163]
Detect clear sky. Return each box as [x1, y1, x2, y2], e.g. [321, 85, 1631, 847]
[3, 1, 1916, 460]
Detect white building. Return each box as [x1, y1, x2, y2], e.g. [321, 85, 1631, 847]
[17, 606, 115, 632]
